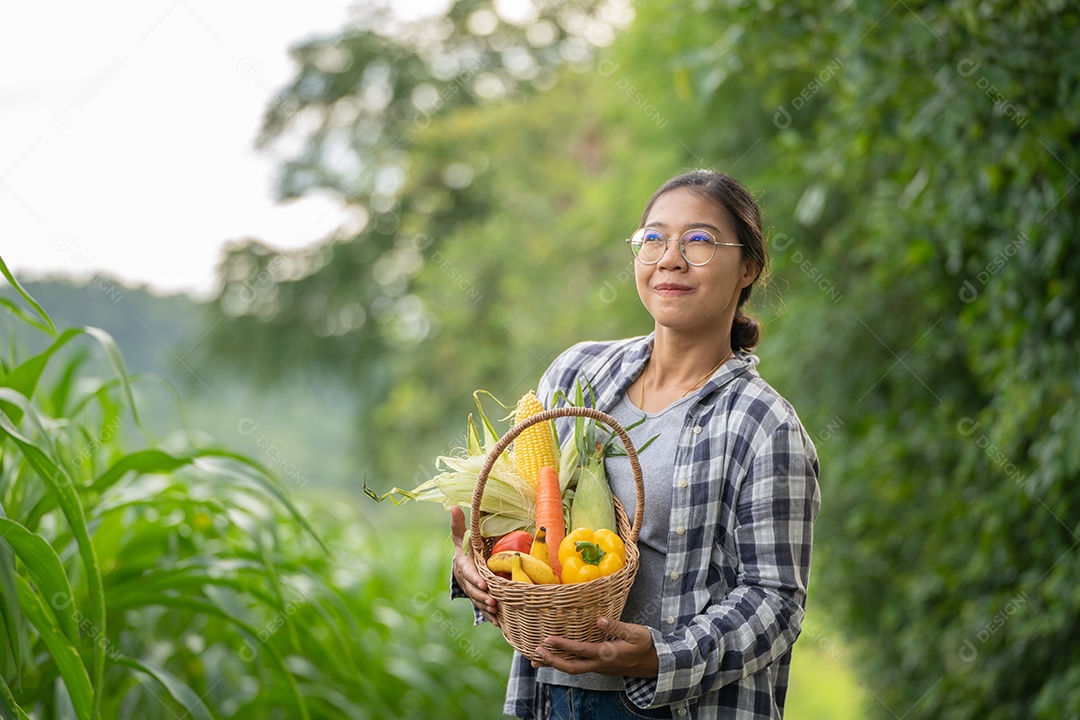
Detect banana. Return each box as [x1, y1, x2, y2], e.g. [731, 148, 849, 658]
[510, 553, 533, 584]
[530, 527, 550, 567]
[487, 550, 559, 584]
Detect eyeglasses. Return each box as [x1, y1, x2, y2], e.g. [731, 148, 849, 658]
[626, 227, 744, 266]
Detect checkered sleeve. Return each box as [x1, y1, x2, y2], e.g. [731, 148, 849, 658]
[449, 572, 487, 626]
[637, 414, 820, 709]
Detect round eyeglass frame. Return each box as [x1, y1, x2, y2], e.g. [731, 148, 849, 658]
[626, 227, 745, 267]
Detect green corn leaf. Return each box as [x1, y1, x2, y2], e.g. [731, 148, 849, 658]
[0, 518, 79, 644]
[290, 576, 365, 677]
[0, 416, 105, 719]
[90, 449, 194, 492]
[293, 684, 367, 720]
[80, 327, 140, 431]
[192, 449, 328, 555]
[0, 674, 30, 720]
[0, 297, 54, 336]
[14, 575, 93, 720]
[67, 377, 124, 421]
[93, 481, 217, 520]
[254, 534, 303, 656]
[107, 565, 278, 611]
[0, 509, 27, 675]
[0, 328, 82, 426]
[109, 594, 309, 720]
[46, 350, 90, 419]
[112, 656, 215, 720]
[0, 255, 55, 334]
[26, 448, 195, 527]
[0, 325, 136, 435]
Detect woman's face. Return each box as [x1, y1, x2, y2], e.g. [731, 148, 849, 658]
[634, 187, 759, 335]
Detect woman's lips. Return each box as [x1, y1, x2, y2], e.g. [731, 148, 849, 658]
[654, 283, 693, 296]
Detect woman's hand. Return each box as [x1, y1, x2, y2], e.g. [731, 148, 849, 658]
[449, 506, 499, 626]
[531, 617, 659, 678]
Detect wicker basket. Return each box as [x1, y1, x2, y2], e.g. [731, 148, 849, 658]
[469, 406, 644, 662]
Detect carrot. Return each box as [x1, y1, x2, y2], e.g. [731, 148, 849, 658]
[536, 465, 565, 581]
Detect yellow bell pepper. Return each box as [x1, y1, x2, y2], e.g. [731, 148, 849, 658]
[558, 527, 627, 584]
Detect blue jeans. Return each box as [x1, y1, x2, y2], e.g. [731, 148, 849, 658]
[547, 685, 671, 719]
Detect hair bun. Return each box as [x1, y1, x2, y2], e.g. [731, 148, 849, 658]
[732, 310, 761, 352]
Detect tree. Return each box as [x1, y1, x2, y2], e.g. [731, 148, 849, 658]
[206, 0, 639, 468]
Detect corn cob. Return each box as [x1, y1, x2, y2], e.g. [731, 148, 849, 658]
[513, 391, 558, 489]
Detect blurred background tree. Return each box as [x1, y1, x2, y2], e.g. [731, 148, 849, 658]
[199, 0, 1079, 717]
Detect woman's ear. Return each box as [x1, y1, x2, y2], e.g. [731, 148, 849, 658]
[739, 259, 762, 289]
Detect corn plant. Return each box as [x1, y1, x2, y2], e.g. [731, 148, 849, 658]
[0, 257, 512, 719]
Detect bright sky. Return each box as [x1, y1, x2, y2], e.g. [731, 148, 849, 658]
[0, 0, 450, 299]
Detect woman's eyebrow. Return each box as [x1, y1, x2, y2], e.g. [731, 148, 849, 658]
[645, 220, 725, 234]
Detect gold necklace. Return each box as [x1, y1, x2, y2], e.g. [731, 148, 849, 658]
[638, 349, 733, 409]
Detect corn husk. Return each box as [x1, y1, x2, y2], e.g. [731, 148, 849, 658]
[570, 442, 617, 532]
[363, 391, 541, 536]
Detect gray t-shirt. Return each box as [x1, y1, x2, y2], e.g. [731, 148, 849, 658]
[538, 390, 692, 691]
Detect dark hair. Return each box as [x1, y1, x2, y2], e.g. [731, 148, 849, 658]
[639, 169, 767, 352]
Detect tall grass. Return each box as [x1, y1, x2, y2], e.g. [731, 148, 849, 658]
[0, 257, 513, 719]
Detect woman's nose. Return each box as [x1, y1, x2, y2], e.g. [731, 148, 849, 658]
[657, 238, 685, 269]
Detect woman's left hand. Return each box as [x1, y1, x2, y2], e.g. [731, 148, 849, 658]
[531, 617, 659, 678]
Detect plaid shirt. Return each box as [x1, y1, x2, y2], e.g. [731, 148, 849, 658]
[456, 334, 820, 719]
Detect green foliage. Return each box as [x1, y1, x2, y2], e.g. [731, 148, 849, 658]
[0, 260, 514, 718]
[635, 1, 1080, 716]
[205, 1, 647, 470]
[203, 0, 1079, 716]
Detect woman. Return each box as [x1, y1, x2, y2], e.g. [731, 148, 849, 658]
[450, 169, 820, 719]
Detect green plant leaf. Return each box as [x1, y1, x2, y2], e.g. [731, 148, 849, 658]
[14, 575, 93, 720]
[24, 445, 189, 528]
[192, 450, 329, 555]
[0, 328, 81, 427]
[0, 415, 105, 718]
[0, 324, 139, 437]
[0, 674, 30, 720]
[47, 350, 91, 419]
[0, 297, 54, 336]
[80, 327, 140, 431]
[0, 517, 79, 644]
[112, 656, 215, 720]
[90, 450, 194, 493]
[0, 388, 62, 464]
[292, 684, 366, 720]
[109, 594, 309, 720]
[105, 560, 279, 611]
[0, 509, 27, 676]
[253, 534, 303, 656]
[0, 255, 55, 334]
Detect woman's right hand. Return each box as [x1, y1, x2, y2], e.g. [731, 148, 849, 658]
[449, 506, 499, 626]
